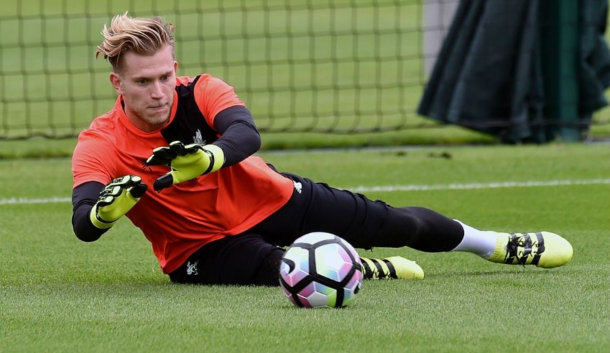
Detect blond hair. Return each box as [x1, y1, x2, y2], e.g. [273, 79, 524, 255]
[95, 13, 175, 72]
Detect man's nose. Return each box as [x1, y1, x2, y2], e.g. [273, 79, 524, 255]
[150, 81, 164, 98]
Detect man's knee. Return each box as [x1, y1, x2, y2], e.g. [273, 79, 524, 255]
[252, 248, 285, 286]
[168, 234, 285, 285]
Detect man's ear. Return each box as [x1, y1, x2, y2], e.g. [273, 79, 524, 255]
[110, 72, 124, 95]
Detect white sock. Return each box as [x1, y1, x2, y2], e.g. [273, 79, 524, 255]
[451, 220, 499, 258]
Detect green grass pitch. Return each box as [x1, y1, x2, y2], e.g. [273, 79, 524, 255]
[1, 143, 609, 352]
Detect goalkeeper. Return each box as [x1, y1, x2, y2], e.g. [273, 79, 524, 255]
[72, 14, 573, 286]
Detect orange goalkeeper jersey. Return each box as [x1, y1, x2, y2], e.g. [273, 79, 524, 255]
[72, 74, 294, 274]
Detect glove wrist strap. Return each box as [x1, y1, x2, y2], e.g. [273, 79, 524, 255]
[89, 205, 117, 229]
[201, 144, 225, 174]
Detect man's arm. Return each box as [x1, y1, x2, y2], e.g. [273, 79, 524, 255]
[72, 181, 107, 242]
[146, 106, 263, 191]
[192, 75, 261, 166]
[212, 105, 261, 167]
[72, 176, 147, 242]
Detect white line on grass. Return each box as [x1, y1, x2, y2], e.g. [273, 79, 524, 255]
[2, 178, 609, 205]
[350, 178, 610, 193]
[0, 197, 71, 205]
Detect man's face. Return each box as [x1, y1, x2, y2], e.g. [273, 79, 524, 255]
[110, 45, 177, 132]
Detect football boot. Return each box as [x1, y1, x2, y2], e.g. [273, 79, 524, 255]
[359, 256, 424, 280]
[487, 232, 573, 268]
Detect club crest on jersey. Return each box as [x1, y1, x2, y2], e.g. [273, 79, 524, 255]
[193, 129, 205, 144]
[186, 261, 199, 276]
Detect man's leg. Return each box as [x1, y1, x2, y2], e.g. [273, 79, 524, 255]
[169, 233, 284, 285]
[256, 173, 572, 270]
[252, 174, 463, 250]
[364, 203, 573, 268]
[251, 175, 461, 280]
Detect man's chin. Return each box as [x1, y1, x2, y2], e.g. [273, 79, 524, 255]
[146, 113, 170, 127]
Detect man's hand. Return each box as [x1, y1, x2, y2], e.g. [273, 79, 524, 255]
[89, 175, 148, 229]
[145, 141, 225, 191]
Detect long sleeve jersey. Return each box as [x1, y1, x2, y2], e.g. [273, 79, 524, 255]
[71, 74, 293, 273]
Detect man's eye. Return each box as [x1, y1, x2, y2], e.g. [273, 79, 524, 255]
[138, 79, 147, 85]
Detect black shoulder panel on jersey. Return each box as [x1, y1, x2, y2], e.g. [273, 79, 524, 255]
[160, 75, 219, 145]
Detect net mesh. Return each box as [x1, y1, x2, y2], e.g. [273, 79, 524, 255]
[0, 0, 608, 140]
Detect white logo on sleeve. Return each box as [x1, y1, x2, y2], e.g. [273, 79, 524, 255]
[186, 261, 199, 276]
[293, 181, 302, 194]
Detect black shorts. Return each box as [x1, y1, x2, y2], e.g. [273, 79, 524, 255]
[169, 172, 462, 285]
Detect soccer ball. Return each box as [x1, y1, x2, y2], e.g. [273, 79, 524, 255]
[279, 232, 363, 308]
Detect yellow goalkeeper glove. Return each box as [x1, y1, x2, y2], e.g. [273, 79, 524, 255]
[89, 175, 148, 229]
[145, 141, 225, 191]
